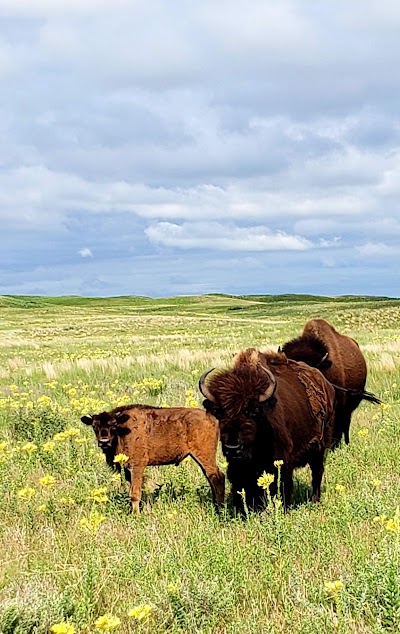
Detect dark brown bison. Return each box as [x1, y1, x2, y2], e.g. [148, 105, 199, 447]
[199, 348, 336, 513]
[282, 318, 380, 447]
[81, 404, 225, 512]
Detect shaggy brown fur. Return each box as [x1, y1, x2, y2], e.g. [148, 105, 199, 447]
[282, 318, 380, 446]
[200, 348, 336, 513]
[81, 404, 225, 513]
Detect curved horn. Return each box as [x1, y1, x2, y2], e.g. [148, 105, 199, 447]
[278, 346, 282, 353]
[198, 368, 216, 402]
[258, 364, 277, 402]
[316, 352, 329, 368]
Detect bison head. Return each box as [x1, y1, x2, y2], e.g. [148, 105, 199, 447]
[282, 334, 332, 372]
[199, 358, 277, 462]
[81, 410, 130, 450]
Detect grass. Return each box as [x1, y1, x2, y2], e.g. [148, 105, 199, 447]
[0, 293, 399, 633]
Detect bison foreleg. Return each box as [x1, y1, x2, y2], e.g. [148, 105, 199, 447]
[309, 456, 324, 503]
[127, 464, 145, 514]
[190, 453, 226, 510]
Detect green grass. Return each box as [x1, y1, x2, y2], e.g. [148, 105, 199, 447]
[0, 294, 399, 633]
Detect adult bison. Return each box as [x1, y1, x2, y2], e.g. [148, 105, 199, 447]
[282, 318, 380, 447]
[81, 405, 225, 513]
[199, 348, 336, 513]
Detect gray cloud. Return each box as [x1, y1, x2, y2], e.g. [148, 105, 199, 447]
[1, 1, 400, 296]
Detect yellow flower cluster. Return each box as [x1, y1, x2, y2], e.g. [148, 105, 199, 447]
[17, 487, 36, 500]
[80, 511, 106, 534]
[50, 623, 76, 634]
[128, 604, 152, 621]
[113, 453, 129, 465]
[335, 484, 346, 493]
[90, 487, 109, 504]
[324, 580, 344, 596]
[257, 472, 275, 490]
[94, 614, 121, 630]
[357, 428, 369, 438]
[39, 474, 56, 487]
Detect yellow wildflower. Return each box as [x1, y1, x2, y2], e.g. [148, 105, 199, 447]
[386, 507, 400, 533]
[357, 428, 369, 438]
[185, 389, 194, 397]
[113, 453, 129, 465]
[274, 459, 284, 468]
[39, 474, 56, 487]
[94, 614, 121, 630]
[167, 510, 177, 519]
[324, 580, 344, 596]
[370, 479, 382, 488]
[42, 441, 55, 452]
[50, 624, 76, 634]
[257, 472, 275, 489]
[128, 605, 152, 621]
[80, 511, 106, 534]
[37, 504, 47, 512]
[373, 514, 388, 525]
[21, 442, 38, 455]
[60, 496, 76, 506]
[90, 487, 109, 504]
[0, 441, 8, 452]
[335, 484, 346, 493]
[166, 583, 179, 593]
[17, 487, 36, 500]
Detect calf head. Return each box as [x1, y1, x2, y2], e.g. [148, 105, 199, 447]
[199, 357, 277, 462]
[81, 410, 130, 450]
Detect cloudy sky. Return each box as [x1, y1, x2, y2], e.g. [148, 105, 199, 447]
[1, 0, 400, 297]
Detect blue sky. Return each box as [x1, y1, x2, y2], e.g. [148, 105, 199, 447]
[1, 0, 399, 297]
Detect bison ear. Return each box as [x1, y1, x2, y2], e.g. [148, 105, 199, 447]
[81, 415, 93, 425]
[115, 412, 130, 425]
[202, 399, 221, 418]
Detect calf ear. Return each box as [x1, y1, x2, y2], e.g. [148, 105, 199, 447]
[116, 426, 131, 437]
[115, 413, 130, 425]
[81, 415, 93, 425]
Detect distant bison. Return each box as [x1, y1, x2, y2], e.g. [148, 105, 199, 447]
[81, 405, 225, 512]
[282, 318, 380, 447]
[199, 348, 336, 513]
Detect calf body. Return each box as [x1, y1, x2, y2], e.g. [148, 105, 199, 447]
[81, 405, 225, 512]
[199, 349, 336, 513]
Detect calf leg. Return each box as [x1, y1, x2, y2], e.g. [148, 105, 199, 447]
[191, 452, 225, 509]
[127, 464, 145, 513]
[309, 454, 325, 503]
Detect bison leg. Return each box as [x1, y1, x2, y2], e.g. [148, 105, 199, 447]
[281, 468, 294, 511]
[127, 465, 145, 514]
[190, 453, 225, 509]
[309, 455, 325, 503]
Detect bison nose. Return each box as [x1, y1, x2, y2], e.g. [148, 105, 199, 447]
[222, 442, 243, 458]
[98, 437, 111, 447]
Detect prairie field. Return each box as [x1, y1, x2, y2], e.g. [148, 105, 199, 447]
[1, 293, 400, 634]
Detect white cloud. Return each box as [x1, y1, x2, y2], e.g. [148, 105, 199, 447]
[78, 247, 93, 258]
[356, 242, 396, 257]
[145, 222, 313, 251]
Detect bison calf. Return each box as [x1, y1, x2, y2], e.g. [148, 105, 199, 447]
[81, 404, 225, 513]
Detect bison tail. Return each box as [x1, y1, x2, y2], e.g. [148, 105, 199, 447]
[357, 389, 382, 405]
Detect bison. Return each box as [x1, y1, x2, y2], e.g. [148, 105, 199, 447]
[199, 348, 336, 513]
[81, 404, 225, 512]
[282, 318, 380, 447]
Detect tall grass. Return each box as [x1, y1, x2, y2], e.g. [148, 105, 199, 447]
[0, 294, 399, 633]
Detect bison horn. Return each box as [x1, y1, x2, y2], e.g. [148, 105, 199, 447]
[198, 368, 216, 402]
[258, 364, 277, 401]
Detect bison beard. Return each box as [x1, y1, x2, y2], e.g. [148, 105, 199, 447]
[200, 348, 336, 514]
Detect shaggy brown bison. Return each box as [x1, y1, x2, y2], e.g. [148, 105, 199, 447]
[199, 348, 336, 513]
[81, 405, 225, 512]
[282, 318, 380, 447]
